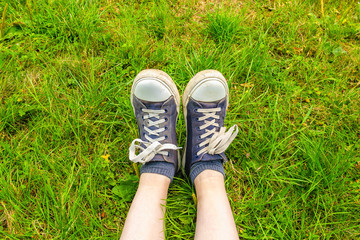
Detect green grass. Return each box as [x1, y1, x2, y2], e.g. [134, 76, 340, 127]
[1, 0, 359, 239]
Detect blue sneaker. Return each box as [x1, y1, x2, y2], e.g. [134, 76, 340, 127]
[182, 70, 238, 176]
[129, 69, 181, 171]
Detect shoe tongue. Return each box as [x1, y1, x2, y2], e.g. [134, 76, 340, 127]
[142, 100, 164, 110]
[141, 100, 165, 135]
[197, 101, 219, 108]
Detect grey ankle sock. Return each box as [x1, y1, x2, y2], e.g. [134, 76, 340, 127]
[140, 161, 176, 182]
[190, 160, 225, 184]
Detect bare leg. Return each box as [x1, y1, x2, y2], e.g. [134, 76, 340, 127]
[120, 173, 170, 240]
[194, 170, 239, 240]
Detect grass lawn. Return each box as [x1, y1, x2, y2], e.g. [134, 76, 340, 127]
[1, 0, 359, 239]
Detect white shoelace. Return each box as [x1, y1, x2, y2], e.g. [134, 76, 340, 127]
[196, 108, 238, 156]
[129, 108, 180, 164]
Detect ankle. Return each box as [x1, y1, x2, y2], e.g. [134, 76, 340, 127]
[194, 170, 226, 198]
[194, 169, 224, 184]
[139, 173, 171, 189]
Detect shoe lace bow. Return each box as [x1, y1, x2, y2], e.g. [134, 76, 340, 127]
[129, 108, 180, 164]
[196, 108, 238, 156]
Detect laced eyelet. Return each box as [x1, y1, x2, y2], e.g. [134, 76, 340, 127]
[165, 135, 168, 139]
[164, 126, 168, 130]
[194, 108, 198, 113]
[196, 118, 199, 121]
[164, 109, 168, 113]
[164, 117, 168, 122]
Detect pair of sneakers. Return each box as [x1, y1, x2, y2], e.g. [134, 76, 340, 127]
[129, 69, 238, 183]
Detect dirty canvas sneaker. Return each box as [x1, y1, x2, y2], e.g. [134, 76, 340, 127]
[182, 70, 238, 182]
[129, 69, 181, 180]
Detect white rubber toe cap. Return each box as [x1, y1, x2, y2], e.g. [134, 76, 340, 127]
[134, 79, 171, 102]
[191, 79, 227, 102]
